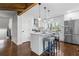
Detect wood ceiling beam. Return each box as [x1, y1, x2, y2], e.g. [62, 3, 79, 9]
[18, 3, 37, 15]
[0, 4, 26, 9]
[0, 8, 25, 11]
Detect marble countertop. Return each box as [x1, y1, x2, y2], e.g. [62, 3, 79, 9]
[31, 31, 58, 34]
[31, 32, 59, 38]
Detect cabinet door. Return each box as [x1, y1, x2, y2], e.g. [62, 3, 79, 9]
[31, 35, 39, 54]
[72, 20, 79, 44]
[64, 35, 72, 43]
[64, 20, 74, 43]
[73, 20, 79, 34]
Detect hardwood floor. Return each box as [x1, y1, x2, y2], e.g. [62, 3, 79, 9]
[60, 42, 79, 56]
[0, 39, 79, 56]
[0, 39, 33, 56]
[0, 39, 17, 56]
[17, 41, 31, 56]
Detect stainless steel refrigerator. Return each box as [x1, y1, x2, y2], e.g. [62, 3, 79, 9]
[64, 19, 79, 45]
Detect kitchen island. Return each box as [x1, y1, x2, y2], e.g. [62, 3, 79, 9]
[31, 32, 57, 55]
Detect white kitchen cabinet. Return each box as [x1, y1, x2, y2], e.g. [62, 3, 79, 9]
[31, 32, 48, 55]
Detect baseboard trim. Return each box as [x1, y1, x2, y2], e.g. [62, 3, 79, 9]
[31, 51, 39, 56]
[64, 41, 79, 46]
[60, 40, 79, 46]
[31, 51, 45, 56]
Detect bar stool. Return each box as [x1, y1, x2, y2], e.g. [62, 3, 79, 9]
[43, 36, 57, 56]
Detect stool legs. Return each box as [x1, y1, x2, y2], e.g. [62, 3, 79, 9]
[43, 40, 45, 51]
[48, 41, 52, 56]
[43, 38, 59, 56]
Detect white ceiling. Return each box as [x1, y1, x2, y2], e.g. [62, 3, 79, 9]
[29, 3, 79, 18]
[27, 3, 79, 20]
[41, 3, 79, 17]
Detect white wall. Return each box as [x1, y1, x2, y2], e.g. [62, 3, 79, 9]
[0, 29, 7, 39]
[17, 12, 33, 45]
[17, 8, 34, 45]
[11, 14, 17, 44]
[17, 16, 22, 44]
[9, 18, 12, 29]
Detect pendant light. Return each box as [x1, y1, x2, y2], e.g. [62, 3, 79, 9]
[44, 4, 50, 20]
[44, 6, 47, 20]
[38, 3, 41, 21]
